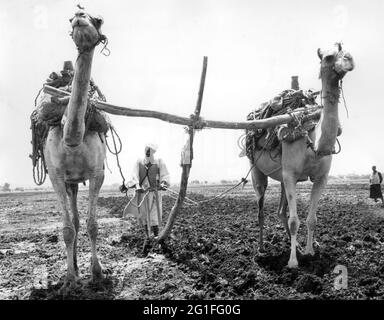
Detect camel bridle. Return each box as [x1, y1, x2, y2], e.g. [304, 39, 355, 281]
[70, 13, 110, 56]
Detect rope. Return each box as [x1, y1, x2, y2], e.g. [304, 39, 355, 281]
[30, 93, 48, 186]
[32, 153, 47, 186]
[166, 192, 195, 207]
[106, 125, 123, 155]
[340, 80, 349, 118]
[161, 155, 261, 207]
[99, 37, 111, 56]
[334, 138, 342, 155]
[237, 133, 247, 153]
[105, 125, 126, 188]
[124, 189, 151, 209]
[164, 187, 199, 205]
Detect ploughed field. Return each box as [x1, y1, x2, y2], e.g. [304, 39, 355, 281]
[0, 182, 383, 300]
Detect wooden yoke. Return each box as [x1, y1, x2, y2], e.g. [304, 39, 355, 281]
[43, 86, 322, 130]
[158, 56, 208, 241]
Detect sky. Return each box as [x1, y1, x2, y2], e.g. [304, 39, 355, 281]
[0, 0, 383, 188]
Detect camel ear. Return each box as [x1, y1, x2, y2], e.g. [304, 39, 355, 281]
[94, 16, 104, 28]
[317, 48, 323, 60]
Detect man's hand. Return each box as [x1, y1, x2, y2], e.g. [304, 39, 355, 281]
[159, 181, 168, 191]
[119, 184, 128, 193]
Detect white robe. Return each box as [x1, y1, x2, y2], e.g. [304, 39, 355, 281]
[124, 158, 170, 226]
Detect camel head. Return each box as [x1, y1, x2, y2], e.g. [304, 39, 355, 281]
[317, 43, 354, 83]
[70, 8, 106, 53]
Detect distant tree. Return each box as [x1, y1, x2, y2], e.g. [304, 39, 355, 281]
[2, 183, 11, 192]
[15, 187, 24, 192]
[220, 180, 230, 184]
[191, 180, 200, 184]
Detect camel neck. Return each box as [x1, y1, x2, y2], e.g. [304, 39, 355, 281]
[63, 50, 95, 147]
[316, 78, 340, 154]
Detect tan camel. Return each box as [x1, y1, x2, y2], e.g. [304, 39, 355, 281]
[250, 43, 354, 268]
[44, 9, 107, 290]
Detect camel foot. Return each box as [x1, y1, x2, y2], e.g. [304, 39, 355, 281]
[59, 274, 80, 295]
[304, 247, 315, 256]
[305, 240, 320, 255]
[287, 259, 299, 269]
[90, 259, 104, 283]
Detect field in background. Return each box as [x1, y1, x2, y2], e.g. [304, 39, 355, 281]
[0, 181, 383, 300]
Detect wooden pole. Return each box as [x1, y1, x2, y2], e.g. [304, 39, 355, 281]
[158, 56, 208, 241]
[154, 189, 162, 229]
[291, 76, 299, 90]
[43, 85, 321, 130]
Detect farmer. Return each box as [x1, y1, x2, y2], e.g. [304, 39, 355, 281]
[123, 143, 170, 253]
[369, 166, 384, 206]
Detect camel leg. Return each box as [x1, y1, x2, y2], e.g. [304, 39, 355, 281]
[283, 174, 300, 268]
[251, 166, 268, 252]
[305, 175, 328, 255]
[87, 173, 104, 282]
[277, 182, 290, 239]
[50, 175, 78, 290]
[66, 183, 79, 276]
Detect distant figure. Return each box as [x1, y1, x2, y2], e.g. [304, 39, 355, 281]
[369, 166, 384, 206]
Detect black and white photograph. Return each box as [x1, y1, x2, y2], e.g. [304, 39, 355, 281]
[0, 0, 383, 308]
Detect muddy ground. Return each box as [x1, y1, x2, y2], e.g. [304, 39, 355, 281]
[0, 182, 383, 300]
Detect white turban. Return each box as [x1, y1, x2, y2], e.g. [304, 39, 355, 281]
[145, 142, 158, 152]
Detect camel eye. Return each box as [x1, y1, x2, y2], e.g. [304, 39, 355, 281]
[76, 11, 86, 18]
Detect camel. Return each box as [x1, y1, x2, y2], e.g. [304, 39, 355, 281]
[44, 8, 107, 290]
[250, 43, 354, 268]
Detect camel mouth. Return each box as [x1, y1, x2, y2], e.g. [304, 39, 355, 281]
[345, 63, 355, 72]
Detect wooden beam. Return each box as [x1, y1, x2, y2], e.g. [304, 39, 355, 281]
[158, 56, 208, 241]
[43, 84, 322, 130]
